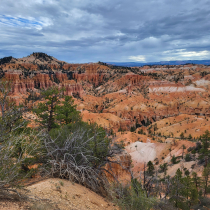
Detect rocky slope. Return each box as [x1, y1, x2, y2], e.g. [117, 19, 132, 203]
[0, 178, 118, 210]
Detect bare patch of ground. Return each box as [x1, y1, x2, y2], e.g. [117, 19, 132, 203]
[0, 178, 118, 210]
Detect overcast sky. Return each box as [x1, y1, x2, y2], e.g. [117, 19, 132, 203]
[0, 0, 210, 63]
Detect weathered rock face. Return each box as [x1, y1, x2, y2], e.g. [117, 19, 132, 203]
[71, 64, 106, 86]
[73, 72, 104, 86]
[34, 73, 54, 89]
[117, 73, 145, 86]
[5, 71, 20, 80]
[4, 71, 84, 98]
[24, 78, 35, 90]
[55, 72, 68, 82]
[105, 151, 132, 182]
[5, 72, 34, 94]
[60, 81, 83, 98]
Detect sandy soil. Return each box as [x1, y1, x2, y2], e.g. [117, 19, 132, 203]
[0, 178, 118, 210]
[149, 86, 205, 93]
[126, 142, 157, 163]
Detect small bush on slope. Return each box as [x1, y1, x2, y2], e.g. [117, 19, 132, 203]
[0, 130, 44, 199]
[41, 122, 112, 194]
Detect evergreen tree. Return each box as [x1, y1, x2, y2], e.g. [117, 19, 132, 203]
[147, 161, 155, 176]
[199, 130, 210, 167]
[55, 95, 81, 125]
[180, 132, 184, 139]
[202, 163, 210, 197]
[33, 87, 61, 131]
[171, 155, 177, 164]
[181, 144, 186, 159]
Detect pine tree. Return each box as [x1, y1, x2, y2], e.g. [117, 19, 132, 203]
[33, 87, 61, 131]
[181, 144, 186, 159]
[202, 163, 210, 197]
[180, 132, 184, 139]
[147, 161, 155, 176]
[199, 130, 210, 167]
[55, 95, 81, 125]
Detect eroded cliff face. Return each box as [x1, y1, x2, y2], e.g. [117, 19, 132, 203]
[60, 80, 83, 97]
[55, 72, 68, 82]
[73, 72, 105, 87]
[34, 73, 54, 89]
[3, 71, 84, 98]
[4, 71, 34, 94]
[105, 151, 132, 182]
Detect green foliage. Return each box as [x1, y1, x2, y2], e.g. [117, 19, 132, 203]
[202, 163, 210, 197]
[33, 87, 80, 131]
[185, 154, 191, 162]
[49, 122, 110, 167]
[171, 155, 178, 164]
[130, 126, 136, 132]
[169, 169, 199, 209]
[159, 163, 168, 173]
[181, 144, 186, 159]
[147, 161, 155, 176]
[0, 80, 28, 142]
[114, 180, 156, 210]
[180, 132, 184, 139]
[199, 130, 210, 166]
[55, 95, 81, 125]
[33, 87, 61, 131]
[138, 129, 143, 134]
[0, 130, 44, 196]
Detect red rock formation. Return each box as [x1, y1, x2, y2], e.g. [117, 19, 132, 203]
[105, 151, 132, 182]
[117, 73, 147, 86]
[4, 71, 34, 94]
[55, 72, 68, 82]
[73, 72, 104, 86]
[5, 71, 21, 80]
[4, 71, 84, 98]
[24, 78, 35, 90]
[2, 63, 38, 71]
[34, 73, 54, 89]
[60, 81, 84, 98]
[62, 64, 81, 71]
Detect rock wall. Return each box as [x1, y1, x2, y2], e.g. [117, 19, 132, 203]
[105, 151, 132, 182]
[73, 72, 104, 86]
[34, 73, 54, 89]
[2, 63, 38, 71]
[5, 72, 34, 94]
[117, 73, 146, 86]
[60, 81, 83, 97]
[4, 71, 84, 97]
[55, 72, 68, 82]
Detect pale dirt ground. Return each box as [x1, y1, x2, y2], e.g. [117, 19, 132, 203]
[149, 86, 205, 93]
[0, 178, 118, 210]
[126, 142, 157, 163]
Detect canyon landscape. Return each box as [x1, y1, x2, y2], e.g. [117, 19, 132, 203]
[1, 52, 210, 209]
[1, 52, 210, 175]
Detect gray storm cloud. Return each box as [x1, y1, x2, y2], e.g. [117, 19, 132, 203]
[0, 0, 210, 62]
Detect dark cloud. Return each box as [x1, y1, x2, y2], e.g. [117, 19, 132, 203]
[0, 0, 210, 62]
